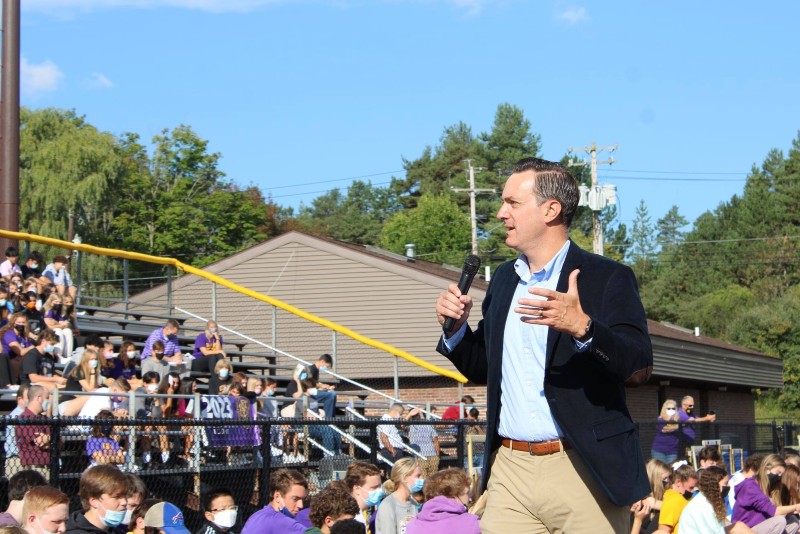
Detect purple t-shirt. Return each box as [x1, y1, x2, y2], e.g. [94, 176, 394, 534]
[678, 408, 696, 443]
[45, 309, 67, 323]
[2, 329, 31, 356]
[651, 418, 681, 455]
[732, 477, 777, 527]
[241, 505, 305, 534]
[193, 332, 224, 358]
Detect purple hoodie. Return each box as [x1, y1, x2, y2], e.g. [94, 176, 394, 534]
[405, 496, 480, 534]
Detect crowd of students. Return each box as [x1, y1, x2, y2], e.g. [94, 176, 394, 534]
[0, 459, 480, 534]
[632, 446, 800, 534]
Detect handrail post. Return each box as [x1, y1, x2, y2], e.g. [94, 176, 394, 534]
[271, 306, 277, 348]
[49, 418, 61, 485]
[75, 248, 83, 304]
[259, 420, 273, 508]
[393, 358, 399, 400]
[123, 259, 129, 313]
[212, 282, 217, 322]
[167, 266, 173, 312]
[369, 422, 378, 466]
[127, 391, 137, 472]
[332, 331, 337, 372]
[456, 420, 466, 470]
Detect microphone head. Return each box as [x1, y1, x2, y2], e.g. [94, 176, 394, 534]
[462, 254, 481, 276]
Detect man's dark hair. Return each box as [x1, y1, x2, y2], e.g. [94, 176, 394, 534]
[126, 473, 149, 500]
[744, 454, 765, 473]
[318, 354, 333, 365]
[16, 383, 30, 401]
[165, 319, 180, 330]
[461, 395, 475, 404]
[84, 335, 104, 349]
[330, 518, 366, 534]
[202, 487, 234, 512]
[28, 251, 44, 264]
[36, 329, 59, 345]
[4, 246, 18, 258]
[698, 445, 722, 463]
[308, 482, 358, 528]
[468, 407, 480, 419]
[8, 469, 48, 501]
[512, 157, 580, 228]
[345, 461, 381, 490]
[131, 499, 160, 529]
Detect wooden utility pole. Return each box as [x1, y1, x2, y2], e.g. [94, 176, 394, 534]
[0, 0, 21, 254]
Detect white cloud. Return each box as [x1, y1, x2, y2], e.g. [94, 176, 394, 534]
[555, 5, 588, 25]
[448, 0, 486, 16]
[21, 57, 64, 97]
[90, 72, 114, 89]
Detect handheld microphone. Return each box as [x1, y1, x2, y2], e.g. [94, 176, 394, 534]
[443, 254, 481, 333]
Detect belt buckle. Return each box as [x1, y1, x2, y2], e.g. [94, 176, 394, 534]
[526, 441, 535, 456]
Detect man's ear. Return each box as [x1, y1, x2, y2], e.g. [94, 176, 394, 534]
[543, 199, 563, 223]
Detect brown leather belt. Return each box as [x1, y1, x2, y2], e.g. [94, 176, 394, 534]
[501, 438, 571, 455]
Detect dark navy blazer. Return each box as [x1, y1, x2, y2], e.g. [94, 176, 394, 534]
[437, 241, 653, 506]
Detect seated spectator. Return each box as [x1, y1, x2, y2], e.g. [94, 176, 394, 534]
[127, 499, 159, 534]
[292, 378, 340, 454]
[658, 463, 698, 533]
[196, 488, 238, 534]
[0, 247, 22, 278]
[442, 395, 474, 420]
[20, 485, 69, 534]
[729, 455, 765, 519]
[375, 457, 424, 534]
[0, 284, 14, 328]
[42, 294, 74, 358]
[1, 313, 35, 384]
[241, 468, 308, 534]
[0, 470, 48, 527]
[141, 320, 183, 375]
[86, 410, 126, 467]
[20, 251, 45, 283]
[285, 355, 337, 418]
[100, 341, 121, 381]
[378, 404, 417, 463]
[698, 445, 724, 469]
[63, 348, 107, 397]
[118, 474, 149, 534]
[141, 340, 169, 381]
[209, 359, 234, 396]
[143, 502, 191, 534]
[106, 341, 139, 381]
[732, 454, 800, 533]
[134, 372, 161, 419]
[179, 377, 200, 416]
[20, 329, 65, 389]
[638, 458, 670, 532]
[344, 461, 383, 532]
[4, 384, 31, 479]
[306, 481, 359, 534]
[191, 321, 226, 379]
[406, 468, 479, 534]
[19, 291, 43, 335]
[78, 377, 131, 419]
[65, 465, 129, 534]
[152, 372, 193, 467]
[41, 256, 76, 299]
[15, 385, 53, 477]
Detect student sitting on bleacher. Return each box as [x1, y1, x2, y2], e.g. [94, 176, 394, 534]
[191, 320, 226, 379]
[19, 329, 65, 389]
[106, 341, 139, 381]
[43, 293, 74, 358]
[210, 359, 234, 396]
[142, 340, 170, 381]
[0, 312, 35, 385]
[141, 319, 183, 369]
[59, 348, 111, 416]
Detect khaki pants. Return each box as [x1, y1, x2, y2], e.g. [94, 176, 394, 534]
[480, 444, 630, 534]
[420, 456, 440, 478]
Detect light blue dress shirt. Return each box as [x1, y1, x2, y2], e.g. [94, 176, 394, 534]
[444, 240, 591, 442]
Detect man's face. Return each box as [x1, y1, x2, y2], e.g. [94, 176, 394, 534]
[205, 494, 236, 524]
[354, 474, 382, 509]
[682, 399, 694, 414]
[8, 255, 18, 265]
[125, 493, 143, 513]
[496, 171, 551, 254]
[53, 261, 64, 271]
[277, 484, 307, 516]
[35, 502, 69, 534]
[92, 492, 127, 514]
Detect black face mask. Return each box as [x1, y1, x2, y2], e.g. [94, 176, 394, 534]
[768, 473, 782, 488]
[53, 304, 62, 312]
[682, 490, 694, 500]
[14, 324, 24, 334]
[154, 352, 164, 361]
[721, 486, 731, 499]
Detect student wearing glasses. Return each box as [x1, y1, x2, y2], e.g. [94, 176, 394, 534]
[196, 488, 238, 534]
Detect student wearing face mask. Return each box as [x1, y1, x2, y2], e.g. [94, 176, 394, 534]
[732, 454, 800, 534]
[141, 341, 169, 381]
[115, 475, 148, 534]
[210, 359, 233, 396]
[658, 463, 698, 533]
[651, 399, 682, 464]
[65, 465, 128, 534]
[241, 468, 308, 534]
[196, 488, 238, 534]
[191, 321, 226, 379]
[1, 313, 36, 383]
[375, 458, 424, 534]
[16, 385, 53, 477]
[106, 342, 139, 382]
[43, 294, 74, 359]
[21, 485, 69, 534]
[406, 468, 479, 534]
[344, 462, 383, 534]
[20, 329, 66, 389]
[284, 354, 337, 418]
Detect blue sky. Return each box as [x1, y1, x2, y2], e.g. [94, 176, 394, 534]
[19, 0, 800, 230]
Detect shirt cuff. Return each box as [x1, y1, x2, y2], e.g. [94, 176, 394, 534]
[441, 323, 467, 353]
[573, 337, 593, 351]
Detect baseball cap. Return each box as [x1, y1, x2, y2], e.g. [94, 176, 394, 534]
[144, 502, 191, 534]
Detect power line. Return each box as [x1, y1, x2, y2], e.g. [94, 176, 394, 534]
[605, 168, 747, 176]
[263, 170, 405, 191]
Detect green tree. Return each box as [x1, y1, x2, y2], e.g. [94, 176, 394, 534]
[380, 194, 471, 266]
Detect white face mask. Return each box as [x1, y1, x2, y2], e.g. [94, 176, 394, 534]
[666, 408, 677, 416]
[307, 388, 318, 396]
[213, 509, 237, 529]
[146, 384, 158, 393]
[122, 509, 133, 526]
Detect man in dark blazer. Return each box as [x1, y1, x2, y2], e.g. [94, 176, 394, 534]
[435, 157, 653, 533]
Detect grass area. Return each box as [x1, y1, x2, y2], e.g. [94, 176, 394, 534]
[755, 393, 796, 423]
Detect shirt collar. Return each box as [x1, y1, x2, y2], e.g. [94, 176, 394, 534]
[513, 240, 571, 283]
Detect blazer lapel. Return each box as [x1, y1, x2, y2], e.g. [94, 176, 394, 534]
[546, 241, 584, 366]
